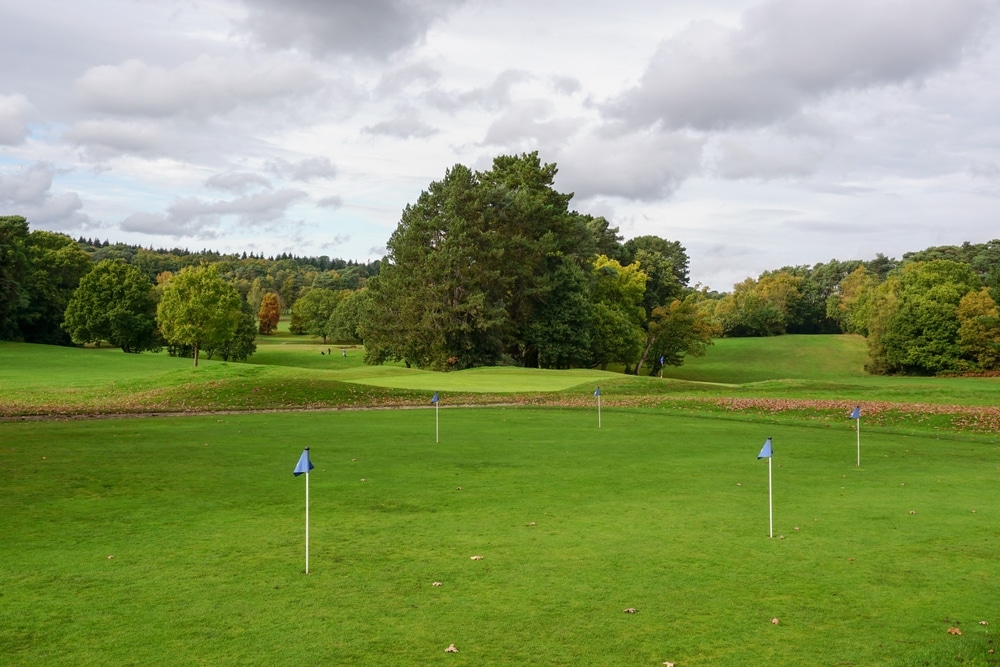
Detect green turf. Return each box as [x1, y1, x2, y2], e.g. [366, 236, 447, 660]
[2, 409, 997, 666]
[660, 334, 871, 384]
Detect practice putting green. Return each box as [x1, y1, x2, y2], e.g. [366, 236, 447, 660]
[2, 407, 996, 665]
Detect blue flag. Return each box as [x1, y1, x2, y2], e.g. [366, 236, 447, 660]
[594, 387, 601, 396]
[293, 448, 314, 476]
[659, 356, 665, 366]
[431, 392, 439, 404]
[849, 406, 860, 419]
[757, 437, 772, 459]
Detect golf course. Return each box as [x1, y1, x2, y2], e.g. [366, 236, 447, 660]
[2, 333, 998, 666]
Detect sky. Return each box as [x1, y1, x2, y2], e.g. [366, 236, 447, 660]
[2, 0, 999, 291]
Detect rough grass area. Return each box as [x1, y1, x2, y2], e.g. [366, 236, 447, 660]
[2, 409, 998, 666]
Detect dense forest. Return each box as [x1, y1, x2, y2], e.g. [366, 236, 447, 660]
[2, 153, 999, 376]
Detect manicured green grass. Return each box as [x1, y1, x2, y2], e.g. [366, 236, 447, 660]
[661, 334, 870, 384]
[2, 409, 997, 665]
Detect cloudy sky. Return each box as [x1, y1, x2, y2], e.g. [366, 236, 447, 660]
[2, 0, 999, 290]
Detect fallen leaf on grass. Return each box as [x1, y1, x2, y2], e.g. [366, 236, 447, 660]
[470, 555, 483, 560]
[623, 608, 637, 614]
[432, 582, 442, 587]
[947, 627, 962, 635]
[771, 618, 780, 625]
[445, 643, 459, 653]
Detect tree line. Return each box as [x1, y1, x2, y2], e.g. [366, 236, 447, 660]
[3, 151, 1000, 376]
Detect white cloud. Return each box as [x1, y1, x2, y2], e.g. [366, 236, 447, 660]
[0, 162, 90, 230]
[0, 94, 33, 145]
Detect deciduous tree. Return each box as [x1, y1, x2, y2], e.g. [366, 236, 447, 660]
[257, 292, 281, 334]
[63, 259, 160, 352]
[156, 265, 245, 366]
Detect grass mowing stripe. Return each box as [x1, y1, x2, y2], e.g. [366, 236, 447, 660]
[2, 408, 997, 665]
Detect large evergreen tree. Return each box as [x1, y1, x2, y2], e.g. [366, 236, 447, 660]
[363, 153, 605, 370]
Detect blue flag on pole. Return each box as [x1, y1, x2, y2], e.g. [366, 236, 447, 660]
[757, 437, 772, 459]
[431, 392, 439, 404]
[849, 406, 860, 419]
[293, 448, 314, 476]
[660, 356, 665, 366]
[594, 387, 601, 396]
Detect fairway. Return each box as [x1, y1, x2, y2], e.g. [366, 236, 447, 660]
[3, 408, 997, 666]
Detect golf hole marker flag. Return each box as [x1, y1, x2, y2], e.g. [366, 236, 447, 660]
[757, 437, 773, 538]
[293, 448, 314, 573]
[849, 405, 861, 467]
[594, 386, 601, 428]
[432, 392, 440, 443]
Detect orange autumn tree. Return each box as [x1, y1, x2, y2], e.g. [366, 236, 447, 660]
[258, 292, 281, 334]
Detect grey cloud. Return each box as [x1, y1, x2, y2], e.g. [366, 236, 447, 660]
[707, 129, 832, 180]
[241, 0, 465, 59]
[553, 129, 705, 201]
[374, 62, 441, 97]
[267, 156, 338, 181]
[481, 100, 584, 147]
[317, 195, 344, 208]
[426, 69, 531, 112]
[0, 162, 90, 230]
[121, 189, 308, 236]
[205, 171, 273, 193]
[549, 76, 582, 96]
[75, 56, 320, 118]
[0, 94, 33, 145]
[363, 117, 438, 139]
[368, 245, 388, 257]
[606, 0, 993, 131]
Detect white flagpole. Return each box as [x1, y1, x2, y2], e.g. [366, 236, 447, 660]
[435, 401, 439, 443]
[856, 415, 861, 468]
[768, 455, 773, 538]
[597, 393, 602, 429]
[305, 468, 310, 574]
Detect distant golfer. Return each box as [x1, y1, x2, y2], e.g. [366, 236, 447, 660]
[342, 348, 347, 357]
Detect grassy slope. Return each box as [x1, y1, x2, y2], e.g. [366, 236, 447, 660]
[2, 409, 997, 666]
[2, 334, 999, 419]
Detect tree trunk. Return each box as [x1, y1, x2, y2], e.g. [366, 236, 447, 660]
[635, 333, 656, 376]
[193, 342, 200, 367]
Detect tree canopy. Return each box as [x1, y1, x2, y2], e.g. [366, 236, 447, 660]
[63, 259, 160, 352]
[156, 265, 246, 366]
